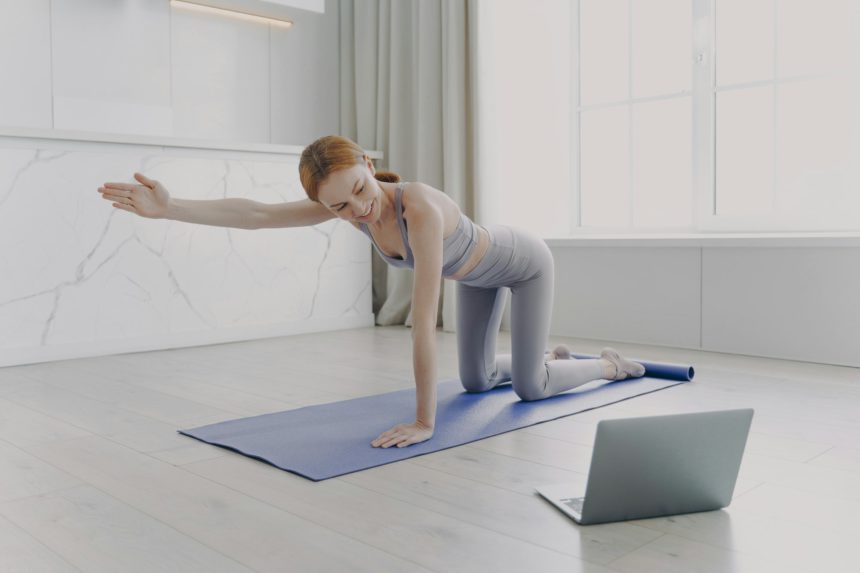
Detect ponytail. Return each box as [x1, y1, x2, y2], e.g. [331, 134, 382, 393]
[373, 171, 401, 183]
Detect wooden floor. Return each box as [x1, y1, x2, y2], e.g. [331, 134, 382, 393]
[1, 326, 858, 572]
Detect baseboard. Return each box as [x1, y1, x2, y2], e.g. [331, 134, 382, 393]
[0, 314, 375, 368]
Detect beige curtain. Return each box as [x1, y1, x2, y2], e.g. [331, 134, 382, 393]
[339, 0, 478, 331]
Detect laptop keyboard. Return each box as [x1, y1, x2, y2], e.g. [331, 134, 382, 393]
[560, 497, 585, 514]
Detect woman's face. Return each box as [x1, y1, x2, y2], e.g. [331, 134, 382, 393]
[316, 161, 381, 223]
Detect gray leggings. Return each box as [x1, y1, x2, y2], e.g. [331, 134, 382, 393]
[455, 224, 604, 401]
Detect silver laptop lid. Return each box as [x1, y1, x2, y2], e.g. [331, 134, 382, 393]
[580, 408, 753, 525]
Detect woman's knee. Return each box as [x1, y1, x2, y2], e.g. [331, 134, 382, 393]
[458, 363, 495, 393]
[512, 380, 550, 402]
[460, 375, 496, 393]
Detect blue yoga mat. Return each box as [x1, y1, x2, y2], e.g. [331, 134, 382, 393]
[180, 360, 694, 481]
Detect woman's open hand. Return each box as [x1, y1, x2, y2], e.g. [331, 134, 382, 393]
[98, 172, 170, 219]
[371, 420, 434, 448]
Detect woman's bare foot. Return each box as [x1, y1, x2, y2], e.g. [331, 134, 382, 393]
[548, 344, 572, 361]
[599, 347, 646, 380]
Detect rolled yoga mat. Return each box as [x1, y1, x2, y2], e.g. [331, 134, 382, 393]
[569, 353, 695, 381]
[180, 356, 695, 481]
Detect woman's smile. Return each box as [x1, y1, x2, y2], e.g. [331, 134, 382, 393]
[357, 198, 374, 221]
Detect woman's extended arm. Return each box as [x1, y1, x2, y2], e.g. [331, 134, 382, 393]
[371, 188, 443, 448]
[168, 197, 335, 229]
[99, 172, 335, 229]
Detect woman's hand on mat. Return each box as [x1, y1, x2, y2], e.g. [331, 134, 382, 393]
[98, 172, 170, 218]
[371, 421, 434, 448]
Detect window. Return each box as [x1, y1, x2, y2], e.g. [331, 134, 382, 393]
[573, 0, 859, 233]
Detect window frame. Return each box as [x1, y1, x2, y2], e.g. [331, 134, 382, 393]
[571, 0, 860, 234]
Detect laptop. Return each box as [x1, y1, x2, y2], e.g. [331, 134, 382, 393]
[535, 408, 754, 525]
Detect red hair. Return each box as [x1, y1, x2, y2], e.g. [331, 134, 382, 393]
[299, 135, 400, 201]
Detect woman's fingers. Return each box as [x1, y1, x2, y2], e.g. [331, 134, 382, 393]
[99, 183, 142, 198]
[102, 172, 154, 193]
[373, 428, 405, 448]
[371, 424, 429, 448]
[102, 182, 137, 191]
[372, 431, 397, 447]
[376, 429, 395, 440]
[377, 425, 401, 439]
[134, 172, 155, 188]
[380, 434, 406, 448]
[112, 202, 136, 212]
[99, 191, 132, 205]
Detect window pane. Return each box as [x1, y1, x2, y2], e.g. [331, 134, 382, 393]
[776, 76, 856, 215]
[778, 0, 853, 78]
[580, 0, 629, 105]
[716, 87, 774, 216]
[580, 106, 630, 227]
[632, 97, 692, 228]
[631, 0, 691, 99]
[716, 0, 773, 87]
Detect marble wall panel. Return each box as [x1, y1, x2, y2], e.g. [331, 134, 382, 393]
[0, 138, 372, 366]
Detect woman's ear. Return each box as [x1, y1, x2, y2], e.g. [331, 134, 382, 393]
[365, 155, 376, 175]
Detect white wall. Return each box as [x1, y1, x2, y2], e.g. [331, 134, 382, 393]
[474, 0, 572, 236]
[549, 243, 860, 368]
[701, 247, 860, 366]
[0, 135, 372, 368]
[0, 0, 340, 145]
[0, 0, 364, 367]
[476, 0, 860, 368]
[0, 0, 52, 129]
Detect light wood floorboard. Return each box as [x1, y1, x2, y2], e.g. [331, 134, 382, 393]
[0, 514, 80, 572]
[0, 326, 858, 572]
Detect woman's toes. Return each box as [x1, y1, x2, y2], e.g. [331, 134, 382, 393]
[600, 347, 646, 380]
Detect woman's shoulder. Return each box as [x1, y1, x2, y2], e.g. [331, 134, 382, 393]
[401, 181, 457, 213]
[401, 181, 462, 236]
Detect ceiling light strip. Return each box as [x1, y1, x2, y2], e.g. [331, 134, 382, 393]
[170, 0, 293, 29]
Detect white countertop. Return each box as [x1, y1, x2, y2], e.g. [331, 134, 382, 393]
[0, 126, 383, 158]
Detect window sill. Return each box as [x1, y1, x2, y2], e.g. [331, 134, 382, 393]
[543, 232, 860, 248]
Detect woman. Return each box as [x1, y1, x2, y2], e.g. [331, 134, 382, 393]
[98, 135, 645, 449]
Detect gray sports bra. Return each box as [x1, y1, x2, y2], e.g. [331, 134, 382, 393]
[358, 182, 482, 277]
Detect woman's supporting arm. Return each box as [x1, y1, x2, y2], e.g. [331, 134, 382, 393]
[371, 186, 443, 448]
[406, 193, 444, 430]
[412, 326, 439, 429]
